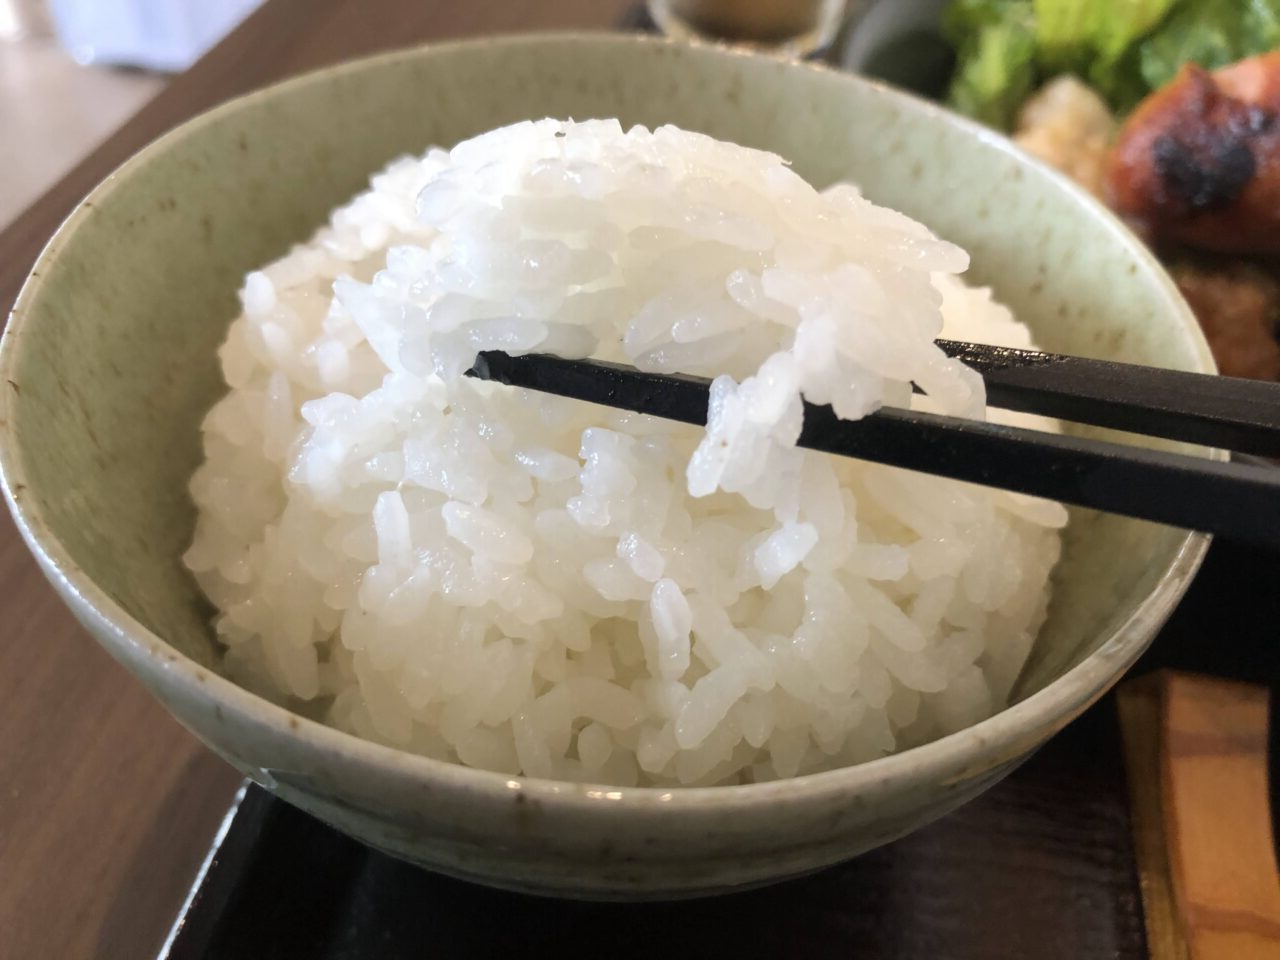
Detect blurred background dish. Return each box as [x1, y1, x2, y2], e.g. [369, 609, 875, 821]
[645, 0, 854, 56]
[840, 0, 1280, 384]
[835, 0, 952, 90]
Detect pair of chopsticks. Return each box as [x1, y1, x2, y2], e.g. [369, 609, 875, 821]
[465, 341, 1280, 548]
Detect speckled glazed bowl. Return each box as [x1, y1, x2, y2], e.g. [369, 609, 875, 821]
[0, 33, 1214, 898]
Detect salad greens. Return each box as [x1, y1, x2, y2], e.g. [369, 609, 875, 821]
[942, 1, 1037, 128]
[944, 0, 1280, 129]
[1138, 0, 1280, 90]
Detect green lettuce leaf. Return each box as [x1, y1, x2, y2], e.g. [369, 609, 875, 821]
[1087, 45, 1151, 114]
[1030, 0, 1097, 70]
[944, 0, 1038, 129]
[942, 0, 1026, 35]
[943, 0, 1280, 126]
[1138, 0, 1280, 90]
[1034, 0, 1178, 63]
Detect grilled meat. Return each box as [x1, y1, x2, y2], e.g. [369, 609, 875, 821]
[1169, 257, 1280, 380]
[1105, 52, 1280, 255]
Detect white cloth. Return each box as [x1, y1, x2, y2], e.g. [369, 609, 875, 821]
[48, 0, 262, 72]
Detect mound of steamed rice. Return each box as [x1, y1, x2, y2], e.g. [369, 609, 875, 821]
[184, 119, 1067, 787]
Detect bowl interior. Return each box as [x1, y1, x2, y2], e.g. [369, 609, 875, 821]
[0, 35, 1208, 727]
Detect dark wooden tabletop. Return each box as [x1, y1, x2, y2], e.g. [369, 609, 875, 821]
[0, 3, 631, 958]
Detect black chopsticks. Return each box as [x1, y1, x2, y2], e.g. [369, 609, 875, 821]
[937, 339, 1280, 457]
[466, 346, 1280, 548]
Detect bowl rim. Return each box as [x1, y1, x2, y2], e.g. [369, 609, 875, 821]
[0, 30, 1215, 813]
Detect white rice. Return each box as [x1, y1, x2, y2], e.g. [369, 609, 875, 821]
[184, 119, 1067, 787]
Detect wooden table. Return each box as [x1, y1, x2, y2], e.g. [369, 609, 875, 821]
[0, 3, 631, 957]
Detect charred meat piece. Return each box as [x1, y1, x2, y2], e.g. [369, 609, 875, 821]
[1105, 52, 1280, 254]
[1169, 258, 1280, 381]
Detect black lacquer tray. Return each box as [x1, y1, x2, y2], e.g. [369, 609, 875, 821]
[162, 540, 1278, 960]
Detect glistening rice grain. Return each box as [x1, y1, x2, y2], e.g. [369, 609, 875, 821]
[184, 119, 1067, 787]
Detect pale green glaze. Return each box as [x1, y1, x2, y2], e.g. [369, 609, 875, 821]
[0, 33, 1213, 898]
